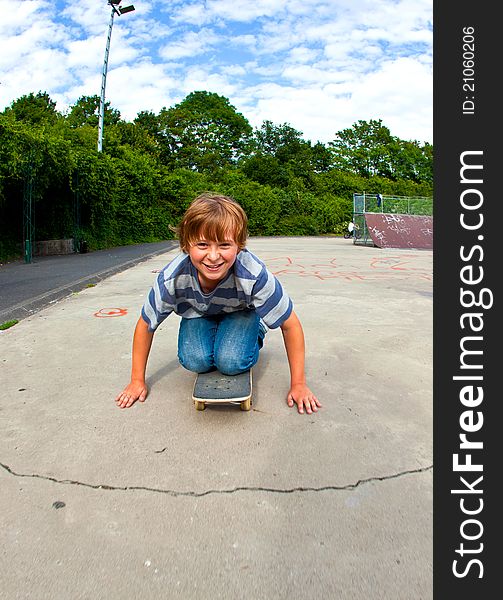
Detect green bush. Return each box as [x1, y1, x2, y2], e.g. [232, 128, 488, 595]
[0, 96, 433, 261]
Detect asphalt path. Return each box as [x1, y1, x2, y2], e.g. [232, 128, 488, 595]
[0, 241, 177, 324]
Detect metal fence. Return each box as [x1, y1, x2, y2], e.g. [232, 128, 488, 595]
[352, 193, 433, 246]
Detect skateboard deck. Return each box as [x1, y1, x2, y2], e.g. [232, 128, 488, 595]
[192, 370, 252, 411]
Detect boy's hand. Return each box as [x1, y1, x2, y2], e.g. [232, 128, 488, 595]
[115, 380, 148, 409]
[287, 383, 321, 415]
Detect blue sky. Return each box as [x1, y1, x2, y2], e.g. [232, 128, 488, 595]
[0, 0, 432, 144]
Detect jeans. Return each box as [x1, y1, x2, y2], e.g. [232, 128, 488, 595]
[177, 310, 266, 375]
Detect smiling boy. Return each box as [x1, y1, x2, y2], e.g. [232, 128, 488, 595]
[115, 193, 320, 415]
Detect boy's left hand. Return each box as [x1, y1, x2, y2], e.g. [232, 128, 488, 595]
[287, 384, 322, 415]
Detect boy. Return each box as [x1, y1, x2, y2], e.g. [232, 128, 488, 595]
[115, 193, 320, 415]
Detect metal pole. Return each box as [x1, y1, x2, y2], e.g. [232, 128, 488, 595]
[97, 4, 116, 152]
[23, 154, 35, 264]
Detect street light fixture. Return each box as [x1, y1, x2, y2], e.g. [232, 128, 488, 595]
[97, 0, 135, 152]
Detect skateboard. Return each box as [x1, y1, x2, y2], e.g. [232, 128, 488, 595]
[192, 370, 252, 411]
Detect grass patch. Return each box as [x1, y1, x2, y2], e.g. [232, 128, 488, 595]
[0, 319, 19, 330]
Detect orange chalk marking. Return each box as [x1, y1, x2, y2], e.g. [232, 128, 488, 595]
[93, 308, 128, 318]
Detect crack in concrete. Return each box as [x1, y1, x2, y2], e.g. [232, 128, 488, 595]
[0, 461, 432, 498]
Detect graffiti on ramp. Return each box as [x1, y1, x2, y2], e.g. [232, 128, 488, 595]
[364, 213, 433, 249]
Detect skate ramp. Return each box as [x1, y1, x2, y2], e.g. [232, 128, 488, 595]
[364, 213, 433, 249]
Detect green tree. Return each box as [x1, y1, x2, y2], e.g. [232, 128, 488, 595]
[392, 140, 433, 183]
[2, 91, 60, 125]
[0, 89, 434, 261]
[240, 154, 289, 188]
[311, 142, 333, 173]
[329, 119, 433, 183]
[329, 119, 395, 178]
[103, 121, 160, 159]
[134, 110, 163, 142]
[0, 114, 75, 257]
[253, 120, 308, 162]
[242, 120, 319, 189]
[66, 95, 121, 128]
[158, 91, 253, 172]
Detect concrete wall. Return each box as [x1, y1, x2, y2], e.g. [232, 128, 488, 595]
[34, 239, 74, 256]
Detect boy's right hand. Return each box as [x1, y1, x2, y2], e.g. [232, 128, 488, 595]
[115, 380, 148, 409]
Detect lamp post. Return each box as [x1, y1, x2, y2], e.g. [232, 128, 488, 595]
[97, 0, 135, 152]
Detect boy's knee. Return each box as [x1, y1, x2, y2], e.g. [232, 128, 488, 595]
[178, 348, 213, 374]
[214, 349, 255, 375]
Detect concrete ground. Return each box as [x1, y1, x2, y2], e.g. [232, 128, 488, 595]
[0, 237, 433, 600]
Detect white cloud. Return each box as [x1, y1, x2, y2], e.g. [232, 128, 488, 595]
[172, 0, 289, 25]
[0, 0, 50, 34]
[239, 50, 432, 145]
[220, 64, 247, 76]
[159, 28, 221, 60]
[281, 64, 351, 86]
[181, 66, 241, 100]
[350, 57, 432, 143]
[0, 0, 433, 144]
[66, 35, 105, 69]
[288, 46, 320, 64]
[242, 83, 345, 140]
[103, 62, 180, 118]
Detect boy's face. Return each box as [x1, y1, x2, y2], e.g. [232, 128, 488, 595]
[188, 236, 240, 292]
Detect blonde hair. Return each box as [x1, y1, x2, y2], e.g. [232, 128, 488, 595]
[176, 193, 248, 252]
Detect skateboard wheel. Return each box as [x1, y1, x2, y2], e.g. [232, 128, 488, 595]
[195, 401, 206, 411]
[240, 398, 251, 411]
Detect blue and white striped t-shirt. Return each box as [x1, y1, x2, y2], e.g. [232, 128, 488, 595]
[141, 249, 293, 332]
